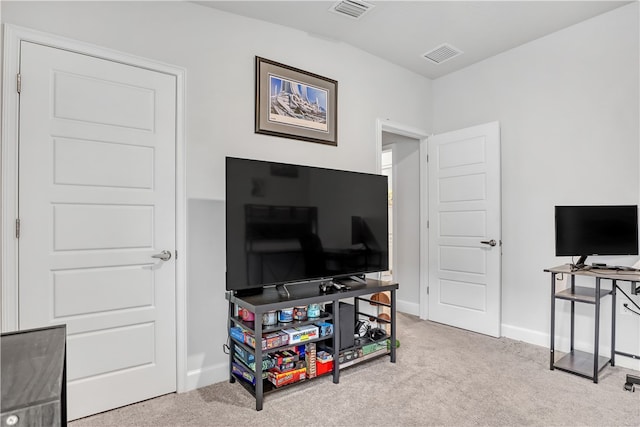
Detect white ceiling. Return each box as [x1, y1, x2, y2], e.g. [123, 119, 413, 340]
[194, 0, 631, 79]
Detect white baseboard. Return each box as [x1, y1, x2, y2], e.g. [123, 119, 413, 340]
[614, 354, 640, 371]
[397, 299, 419, 316]
[185, 362, 228, 392]
[501, 323, 549, 347]
[502, 323, 640, 371]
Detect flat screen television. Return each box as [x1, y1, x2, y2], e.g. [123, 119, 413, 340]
[555, 205, 639, 268]
[226, 157, 389, 294]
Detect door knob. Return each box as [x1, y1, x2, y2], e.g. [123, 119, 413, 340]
[480, 239, 497, 247]
[151, 250, 172, 261]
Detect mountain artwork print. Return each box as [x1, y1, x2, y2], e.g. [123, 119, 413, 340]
[268, 75, 328, 133]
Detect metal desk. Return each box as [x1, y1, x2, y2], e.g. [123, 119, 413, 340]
[545, 264, 640, 383]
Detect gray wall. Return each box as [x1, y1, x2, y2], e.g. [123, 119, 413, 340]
[432, 3, 640, 367]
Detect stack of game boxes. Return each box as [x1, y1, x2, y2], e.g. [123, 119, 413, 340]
[267, 347, 306, 387]
[230, 322, 330, 388]
[305, 342, 317, 379]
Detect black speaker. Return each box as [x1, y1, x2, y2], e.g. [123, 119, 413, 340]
[325, 302, 355, 350]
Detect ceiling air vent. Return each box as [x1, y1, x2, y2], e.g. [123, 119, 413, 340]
[422, 43, 463, 65]
[329, 0, 375, 20]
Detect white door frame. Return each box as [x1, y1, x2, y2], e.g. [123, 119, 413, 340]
[375, 119, 430, 319]
[1, 24, 189, 393]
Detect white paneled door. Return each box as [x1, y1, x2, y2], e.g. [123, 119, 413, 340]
[18, 41, 177, 419]
[428, 122, 501, 337]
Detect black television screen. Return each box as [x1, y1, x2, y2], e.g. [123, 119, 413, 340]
[555, 205, 639, 266]
[226, 157, 389, 293]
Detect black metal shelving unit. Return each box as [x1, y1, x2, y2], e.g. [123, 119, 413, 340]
[226, 278, 398, 411]
[546, 264, 640, 383]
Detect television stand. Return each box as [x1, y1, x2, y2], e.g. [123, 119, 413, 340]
[226, 278, 398, 411]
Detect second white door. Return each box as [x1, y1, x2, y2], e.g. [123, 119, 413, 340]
[428, 122, 501, 337]
[18, 41, 177, 419]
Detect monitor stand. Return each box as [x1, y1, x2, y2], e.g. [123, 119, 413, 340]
[573, 255, 589, 270]
[333, 275, 366, 288]
[347, 275, 367, 285]
[275, 283, 290, 298]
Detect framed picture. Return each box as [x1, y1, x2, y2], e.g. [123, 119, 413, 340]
[255, 56, 338, 146]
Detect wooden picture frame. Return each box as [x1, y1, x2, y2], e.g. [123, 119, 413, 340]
[255, 56, 338, 146]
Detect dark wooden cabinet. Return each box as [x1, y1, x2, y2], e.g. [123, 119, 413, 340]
[1, 325, 67, 426]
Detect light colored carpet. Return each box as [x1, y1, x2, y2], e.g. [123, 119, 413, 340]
[72, 313, 640, 426]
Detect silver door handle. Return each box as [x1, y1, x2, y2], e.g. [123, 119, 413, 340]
[480, 239, 497, 247]
[151, 250, 172, 261]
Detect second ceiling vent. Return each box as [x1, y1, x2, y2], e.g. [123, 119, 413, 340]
[423, 43, 463, 65]
[329, 0, 375, 20]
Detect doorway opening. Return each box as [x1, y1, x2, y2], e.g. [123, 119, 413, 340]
[380, 128, 424, 317]
[381, 149, 393, 282]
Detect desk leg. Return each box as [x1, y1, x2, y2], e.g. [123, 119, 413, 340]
[611, 282, 616, 367]
[570, 275, 575, 352]
[390, 289, 396, 363]
[593, 278, 601, 383]
[550, 272, 556, 370]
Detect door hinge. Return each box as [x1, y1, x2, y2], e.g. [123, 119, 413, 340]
[426, 286, 429, 295]
[15, 218, 21, 238]
[175, 250, 178, 260]
[426, 154, 429, 162]
[16, 73, 21, 94]
[426, 220, 429, 228]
